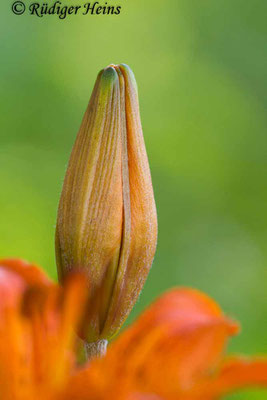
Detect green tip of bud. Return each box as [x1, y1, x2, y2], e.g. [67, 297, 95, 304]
[96, 64, 138, 96]
[101, 65, 118, 86]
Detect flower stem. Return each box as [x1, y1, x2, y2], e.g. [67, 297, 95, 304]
[84, 339, 108, 361]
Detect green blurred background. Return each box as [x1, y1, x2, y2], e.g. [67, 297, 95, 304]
[1, 0, 267, 398]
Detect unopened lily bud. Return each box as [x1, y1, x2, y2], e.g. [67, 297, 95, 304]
[55, 64, 157, 343]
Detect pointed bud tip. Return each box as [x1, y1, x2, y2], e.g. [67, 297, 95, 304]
[99, 63, 137, 93]
[100, 65, 118, 89]
[118, 63, 138, 92]
[103, 63, 135, 81]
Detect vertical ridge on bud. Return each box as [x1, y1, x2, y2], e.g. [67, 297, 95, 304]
[56, 64, 157, 343]
[101, 64, 158, 338]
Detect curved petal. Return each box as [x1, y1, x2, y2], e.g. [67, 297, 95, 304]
[0, 259, 50, 285]
[64, 288, 238, 399]
[193, 357, 267, 399]
[0, 259, 87, 400]
[0, 259, 51, 312]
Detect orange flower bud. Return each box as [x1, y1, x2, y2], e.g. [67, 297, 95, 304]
[55, 64, 157, 343]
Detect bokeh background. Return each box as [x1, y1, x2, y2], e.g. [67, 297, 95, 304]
[1, 1, 267, 397]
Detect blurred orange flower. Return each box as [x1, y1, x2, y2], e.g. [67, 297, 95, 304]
[0, 258, 86, 400]
[0, 258, 266, 400]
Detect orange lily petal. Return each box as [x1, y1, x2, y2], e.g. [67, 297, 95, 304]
[1, 261, 266, 400]
[193, 357, 267, 399]
[0, 258, 50, 285]
[0, 259, 87, 400]
[0, 258, 51, 311]
[64, 288, 238, 399]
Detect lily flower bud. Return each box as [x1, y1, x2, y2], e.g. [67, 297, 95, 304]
[55, 64, 157, 344]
